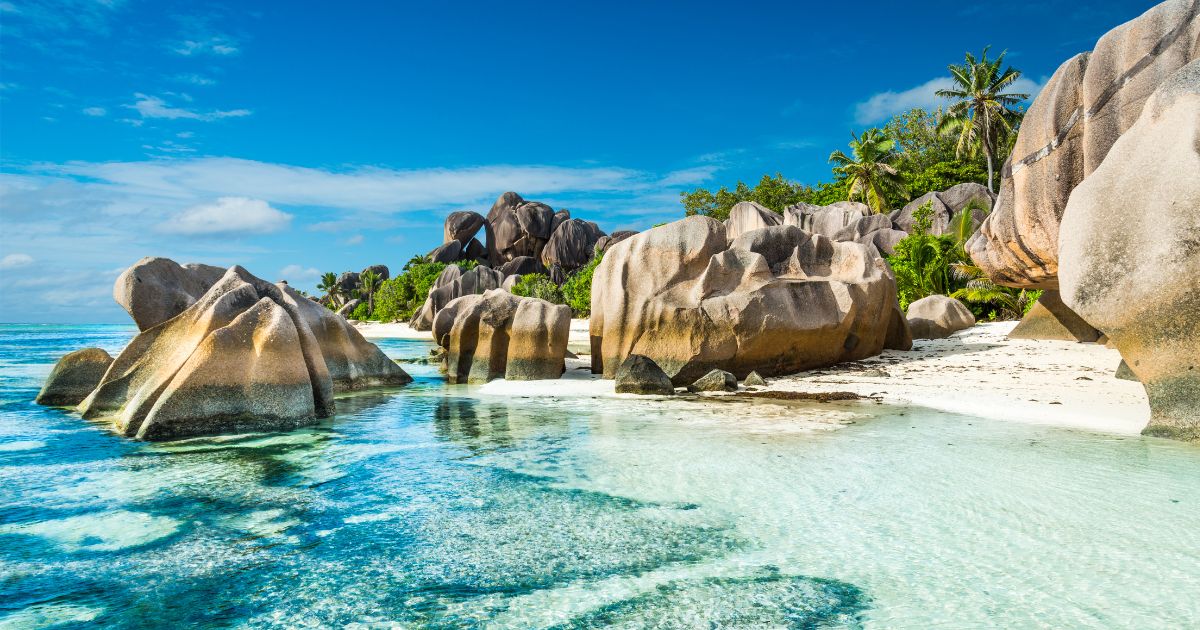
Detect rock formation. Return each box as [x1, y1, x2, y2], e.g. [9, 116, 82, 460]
[52, 262, 412, 441]
[724, 201, 783, 241]
[890, 183, 993, 236]
[590, 217, 911, 385]
[443, 210, 486, 246]
[1058, 59, 1200, 440]
[688, 369, 737, 393]
[410, 265, 506, 330]
[486, 192, 557, 267]
[784, 201, 869, 237]
[597, 230, 639, 254]
[906, 295, 976, 340]
[35, 348, 114, 406]
[614, 355, 675, 395]
[433, 289, 571, 384]
[966, 0, 1200, 288]
[1007, 290, 1100, 342]
[541, 218, 605, 271]
[114, 258, 226, 330]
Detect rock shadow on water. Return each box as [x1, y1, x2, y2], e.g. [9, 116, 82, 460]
[549, 568, 868, 629]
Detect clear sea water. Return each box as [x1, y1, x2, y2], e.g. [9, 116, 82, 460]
[0, 323, 1198, 629]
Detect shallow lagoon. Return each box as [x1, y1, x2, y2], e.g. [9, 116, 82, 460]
[1, 324, 1198, 628]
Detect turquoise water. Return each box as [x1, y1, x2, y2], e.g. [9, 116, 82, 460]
[1, 324, 1198, 628]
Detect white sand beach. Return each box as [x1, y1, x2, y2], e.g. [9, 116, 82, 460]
[362, 318, 1150, 437]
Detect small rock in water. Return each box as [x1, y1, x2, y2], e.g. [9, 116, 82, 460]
[614, 354, 674, 396]
[688, 369, 737, 393]
[743, 371, 767, 387]
[36, 347, 114, 406]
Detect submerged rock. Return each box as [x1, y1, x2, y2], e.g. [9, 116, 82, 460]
[591, 217, 910, 385]
[906, 295, 975, 340]
[74, 263, 411, 440]
[1059, 60, 1200, 441]
[433, 289, 570, 384]
[614, 355, 675, 395]
[35, 348, 114, 406]
[688, 369, 738, 393]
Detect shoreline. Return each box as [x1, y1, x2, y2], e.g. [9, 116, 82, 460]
[360, 319, 1150, 437]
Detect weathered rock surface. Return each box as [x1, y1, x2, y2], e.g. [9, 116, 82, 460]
[444, 210, 486, 246]
[597, 230, 638, 254]
[1059, 59, 1200, 440]
[336, 298, 361, 317]
[486, 192, 556, 266]
[724, 201, 782, 241]
[114, 257, 227, 331]
[360, 264, 390, 281]
[743, 371, 767, 387]
[967, 0, 1200, 288]
[785, 201, 870, 237]
[542, 218, 605, 271]
[906, 295, 975, 340]
[428, 241, 463, 264]
[688, 369, 737, 392]
[590, 217, 910, 385]
[35, 347, 114, 406]
[411, 265, 506, 331]
[336, 271, 360, 294]
[72, 263, 410, 440]
[614, 354, 675, 395]
[433, 289, 570, 384]
[497, 256, 545, 278]
[551, 210, 571, 235]
[1008, 290, 1100, 342]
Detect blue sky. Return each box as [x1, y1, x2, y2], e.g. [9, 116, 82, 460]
[0, 0, 1158, 322]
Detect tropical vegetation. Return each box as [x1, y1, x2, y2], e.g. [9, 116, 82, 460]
[827, 128, 906, 213]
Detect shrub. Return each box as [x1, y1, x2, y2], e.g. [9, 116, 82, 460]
[561, 254, 602, 317]
[372, 260, 448, 322]
[510, 273, 564, 304]
[349, 302, 371, 320]
[886, 202, 968, 311]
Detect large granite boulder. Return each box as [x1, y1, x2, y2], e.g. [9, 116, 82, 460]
[360, 264, 390, 282]
[36, 348, 114, 406]
[590, 217, 911, 385]
[497, 256, 545, 278]
[336, 271, 360, 294]
[410, 265, 506, 331]
[1059, 60, 1200, 441]
[70, 263, 411, 440]
[444, 210, 486, 246]
[785, 201, 870, 237]
[542, 218, 605, 271]
[1008, 290, 1100, 341]
[724, 201, 783, 241]
[613, 355, 675, 395]
[428, 240, 463, 264]
[114, 257, 227, 331]
[967, 0, 1200, 288]
[335, 298, 361, 317]
[486, 192, 557, 266]
[906, 295, 976, 340]
[550, 209, 571, 234]
[433, 289, 570, 384]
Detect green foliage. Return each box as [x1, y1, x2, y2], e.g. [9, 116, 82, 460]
[828, 129, 907, 213]
[456, 259, 478, 271]
[561, 254, 602, 317]
[887, 203, 969, 310]
[510, 273, 564, 304]
[681, 173, 809, 221]
[372, 259, 448, 322]
[349, 302, 371, 320]
[1023, 290, 1043, 315]
[358, 269, 382, 315]
[905, 160, 988, 199]
[949, 261, 1041, 321]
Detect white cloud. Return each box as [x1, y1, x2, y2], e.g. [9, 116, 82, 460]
[0, 253, 34, 269]
[279, 264, 321, 283]
[157, 197, 292, 236]
[342, 234, 364, 246]
[174, 36, 238, 56]
[82, 106, 106, 116]
[854, 76, 1047, 125]
[658, 166, 718, 187]
[127, 93, 251, 121]
[174, 73, 216, 86]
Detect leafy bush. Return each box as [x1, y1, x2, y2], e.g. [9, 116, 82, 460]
[886, 202, 968, 311]
[371, 259, 448, 322]
[349, 302, 371, 320]
[510, 273, 564, 304]
[561, 254, 602, 317]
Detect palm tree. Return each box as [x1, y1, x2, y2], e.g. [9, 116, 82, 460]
[936, 47, 1028, 193]
[828, 129, 907, 213]
[358, 269, 381, 316]
[317, 272, 340, 306]
[951, 260, 1037, 320]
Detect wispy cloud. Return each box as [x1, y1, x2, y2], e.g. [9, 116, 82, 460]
[174, 73, 217, 86]
[657, 166, 718, 187]
[173, 35, 239, 56]
[157, 197, 292, 236]
[279, 264, 322, 283]
[342, 234, 365, 246]
[0, 253, 34, 269]
[81, 106, 106, 116]
[854, 76, 1046, 125]
[126, 93, 251, 121]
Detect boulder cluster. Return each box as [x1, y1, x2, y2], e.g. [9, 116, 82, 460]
[432, 289, 571, 384]
[721, 182, 993, 258]
[966, 0, 1200, 440]
[37, 257, 411, 440]
[409, 192, 637, 329]
[590, 216, 912, 385]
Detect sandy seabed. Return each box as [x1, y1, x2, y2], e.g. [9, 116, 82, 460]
[358, 319, 1149, 436]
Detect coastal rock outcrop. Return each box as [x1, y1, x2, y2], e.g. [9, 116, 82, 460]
[444, 210, 486, 246]
[35, 347, 114, 406]
[724, 201, 783, 241]
[597, 230, 639, 254]
[114, 257, 226, 331]
[1058, 60, 1200, 440]
[966, 0, 1200, 288]
[486, 192, 556, 267]
[69, 262, 411, 440]
[906, 295, 975, 340]
[784, 201, 869, 237]
[541, 218, 605, 271]
[890, 184, 993, 236]
[590, 217, 910, 385]
[1007, 290, 1100, 342]
[410, 265, 506, 330]
[614, 355, 675, 395]
[433, 289, 571, 384]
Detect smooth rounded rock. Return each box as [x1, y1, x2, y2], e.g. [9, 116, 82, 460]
[35, 347, 114, 406]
